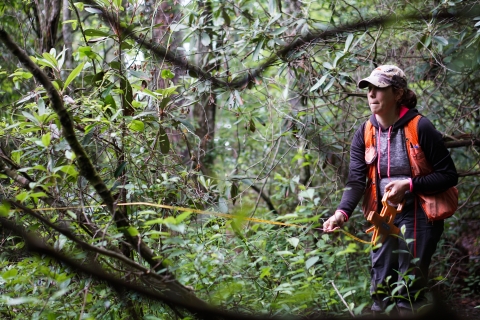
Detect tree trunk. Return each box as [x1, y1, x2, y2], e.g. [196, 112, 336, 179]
[285, 0, 311, 186]
[33, 0, 62, 53]
[62, 0, 73, 71]
[193, 0, 216, 176]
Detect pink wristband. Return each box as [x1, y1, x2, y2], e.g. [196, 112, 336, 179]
[409, 178, 413, 192]
[336, 210, 349, 222]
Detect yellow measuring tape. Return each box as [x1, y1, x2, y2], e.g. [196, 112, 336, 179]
[32, 202, 371, 244]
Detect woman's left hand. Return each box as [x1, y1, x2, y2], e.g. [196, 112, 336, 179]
[384, 179, 410, 204]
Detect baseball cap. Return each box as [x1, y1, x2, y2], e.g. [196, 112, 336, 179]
[358, 65, 407, 89]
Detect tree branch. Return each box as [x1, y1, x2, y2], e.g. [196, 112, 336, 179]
[0, 28, 208, 308]
[80, 0, 473, 90]
[444, 138, 480, 149]
[0, 217, 288, 320]
[458, 171, 480, 177]
[8, 200, 159, 278]
[250, 184, 278, 215]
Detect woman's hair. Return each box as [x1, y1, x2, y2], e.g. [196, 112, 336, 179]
[393, 87, 417, 109]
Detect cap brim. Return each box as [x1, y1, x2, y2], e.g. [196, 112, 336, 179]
[358, 77, 391, 89]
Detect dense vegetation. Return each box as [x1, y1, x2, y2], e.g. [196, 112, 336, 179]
[0, 0, 479, 318]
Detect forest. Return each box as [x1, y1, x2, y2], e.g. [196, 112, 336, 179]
[0, 0, 479, 319]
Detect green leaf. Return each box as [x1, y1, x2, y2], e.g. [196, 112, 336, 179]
[155, 85, 179, 97]
[78, 46, 97, 59]
[222, 9, 231, 26]
[270, 26, 288, 36]
[85, 7, 102, 14]
[30, 192, 47, 199]
[252, 38, 265, 61]
[126, 226, 139, 237]
[144, 218, 164, 226]
[42, 52, 58, 68]
[324, 76, 335, 91]
[433, 36, 448, 46]
[161, 69, 175, 80]
[159, 97, 170, 110]
[128, 70, 150, 80]
[57, 165, 79, 178]
[344, 33, 354, 52]
[287, 237, 299, 248]
[6, 297, 38, 305]
[62, 19, 78, 30]
[121, 41, 133, 50]
[21, 111, 41, 125]
[323, 61, 333, 69]
[333, 52, 345, 68]
[2, 268, 18, 279]
[42, 132, 51, 147]
[176, 211, 191, 223]
[114, 161, 127, 178]
[0, 3, 6, 17]
[158, 125, 170, 154]
[164, 216, 176, 224]
[128, 120, 144, 132]
[201, 32, 211, 46]
[16, 191, 29, 202]
[268, 0, 278, 13]
[275, 251, 294, 256]
[0, 201, 11, 217]
[37, 98, 46, 115]
[84, 29, 110, 37]
[218, 197, 228, 213]
[33, 164, 47, 171]
[260, 266, 271, 279]
[109, 61, 121, 70]
[305, 256, 319, 269]
[299, 188, 315, 200]
[103, 95, 116, 116]
[74, 2, 84, 11]
[63, 61, 85, 91]
[310, 74, 328, 92]
[177, 119, 196, 134]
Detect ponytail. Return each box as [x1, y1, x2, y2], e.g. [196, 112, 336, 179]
[394, 87, 417, 109]
[400, 89, 417, 109]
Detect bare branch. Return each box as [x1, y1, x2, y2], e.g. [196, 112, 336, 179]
[0, 28, 208, 308]
[458, 171, 480, 177]
[444, 138, 480, 149]
[0, 217, 285, 320]
[80, 0, 474, 90]
[250, 184, 279, 215]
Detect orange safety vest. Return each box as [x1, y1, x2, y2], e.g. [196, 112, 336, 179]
[362, 115, 458, 221]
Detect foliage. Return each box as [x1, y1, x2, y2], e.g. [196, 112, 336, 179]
[0, 0, 479, 318]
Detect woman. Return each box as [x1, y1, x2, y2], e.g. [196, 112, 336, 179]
[323, 65, 458, 314]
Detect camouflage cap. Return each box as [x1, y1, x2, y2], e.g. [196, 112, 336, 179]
[358, 65, 407, 89]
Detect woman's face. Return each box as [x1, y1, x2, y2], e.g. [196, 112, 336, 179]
[367, 84, 401, 117]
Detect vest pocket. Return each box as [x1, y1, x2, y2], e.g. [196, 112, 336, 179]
[409, 145, 431, 176]
[418, 187, 458, 221]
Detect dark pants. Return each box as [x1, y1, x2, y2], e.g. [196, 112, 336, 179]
[370, 196, 444, 312]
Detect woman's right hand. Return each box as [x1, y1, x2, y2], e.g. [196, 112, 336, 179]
[323, 211, 346, 232]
